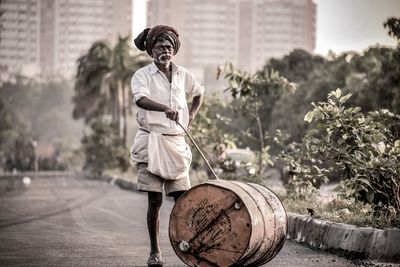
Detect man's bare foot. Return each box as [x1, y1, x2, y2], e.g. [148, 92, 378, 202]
[147, 253, 163, 267]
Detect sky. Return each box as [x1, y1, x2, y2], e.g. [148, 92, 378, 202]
[314, 0, 400, 55]
[132, 0, 400, 56]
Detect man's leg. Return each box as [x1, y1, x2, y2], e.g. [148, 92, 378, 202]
[147, 192, 163, 260]
[170, 190, 186, 202]
[165, 176, 191, 202]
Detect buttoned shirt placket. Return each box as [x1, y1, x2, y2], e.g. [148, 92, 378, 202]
[158, 68, 175, 129]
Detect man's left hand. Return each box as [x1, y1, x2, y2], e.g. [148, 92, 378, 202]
[188, 113, 195, 129]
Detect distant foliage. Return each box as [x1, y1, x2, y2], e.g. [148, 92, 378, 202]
[0, 77, 83, 171]
[273, 129, 330, 199]
[189, 94, 237, 171]
[81, 118, 129, 176]
[74, 36, 149, 145]
[218, 62, 296, 176]
[73, 36, 150, 175]
[268, 45, 400, 143]
[384, 17, 400, 42]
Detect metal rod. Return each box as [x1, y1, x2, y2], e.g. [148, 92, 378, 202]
[176, 121, 219, 180]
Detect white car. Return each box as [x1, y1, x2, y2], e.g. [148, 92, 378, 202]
[220, 148, 256, 176]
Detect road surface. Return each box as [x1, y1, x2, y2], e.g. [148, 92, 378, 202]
[0, 173, 382, 266]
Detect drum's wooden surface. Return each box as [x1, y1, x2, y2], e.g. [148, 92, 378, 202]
[169, 180, 287, 267]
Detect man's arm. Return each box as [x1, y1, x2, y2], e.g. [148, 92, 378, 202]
[137, 97, 179, 121]
[188, 92, 204, 127]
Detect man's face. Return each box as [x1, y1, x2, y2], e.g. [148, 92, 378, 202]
[152, 39, 174, 66]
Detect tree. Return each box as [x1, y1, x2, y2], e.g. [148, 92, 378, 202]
[348, 47, 400, 114]
[189, 93, 237, 170]
[268, 49, 326, 83]
[73, 36, 149, 144]
[73, 41, 111, 123]
[105, 36, 150, 144]
[0, 77, 83, 171]
[384, 17, 400, 42]
[218, 63, 296, 175]
[267, 44, 400, 142]
[81, 118, 129, 176]
[73, 36, 151, 174]
[0, 97, 28, 171]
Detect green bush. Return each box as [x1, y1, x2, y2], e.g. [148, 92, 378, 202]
[218, 62, 296, 175]
[278, 89, 400, 227]
[273, 129, 331, 199]
[82, 118, 129, 176]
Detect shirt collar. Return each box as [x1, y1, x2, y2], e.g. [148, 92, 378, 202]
[149, 62, 180, 75]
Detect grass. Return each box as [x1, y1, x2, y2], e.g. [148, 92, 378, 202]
[100, 167, 399, 229]
[275, 189, 399, 229]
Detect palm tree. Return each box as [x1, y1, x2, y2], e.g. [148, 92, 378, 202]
[108, 36, 150, 144]
[73, 36, 150, 144]
[73, 41, 111, 123]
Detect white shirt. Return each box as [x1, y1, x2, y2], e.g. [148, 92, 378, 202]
[131, 62, 204, 134]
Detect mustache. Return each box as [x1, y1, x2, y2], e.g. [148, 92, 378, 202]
[157, 53, 171, 60]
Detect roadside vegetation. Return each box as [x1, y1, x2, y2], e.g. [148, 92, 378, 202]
[276, 89, 400, 229]
[190, 17, 400, 229]
[0, 77, 83, 171]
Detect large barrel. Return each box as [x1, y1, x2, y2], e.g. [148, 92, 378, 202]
[169, 180, 287, 266]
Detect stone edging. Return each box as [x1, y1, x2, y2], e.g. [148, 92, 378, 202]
[86, 174, 138, 191]
[286, 213, 400, 263]
[108, 175, 400, 263]
[106, 176, 400, 263]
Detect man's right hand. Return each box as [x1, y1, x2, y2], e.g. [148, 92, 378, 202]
[137, 97, 179, 121]
[165, 108, 179, 122]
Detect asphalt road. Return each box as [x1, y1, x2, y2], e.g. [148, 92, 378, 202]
[0, 173, 379, 267]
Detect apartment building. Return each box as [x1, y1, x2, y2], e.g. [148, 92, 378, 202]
[147, 0, 316, 76]
[240, 0, 316, 71]
[0, 0, 132, 78]
[0, 0, 41, 76]
[147, 0, 239, 81]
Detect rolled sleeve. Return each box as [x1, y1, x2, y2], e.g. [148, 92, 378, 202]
[191, 81, 204, 97]
[131, 70, 150, 103]
[185, 71, 204, 98]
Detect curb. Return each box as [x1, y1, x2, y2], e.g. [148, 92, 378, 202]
[86, 174, 138, 192]
[287, 213, 400, 263]
[106, 176, 400, 263]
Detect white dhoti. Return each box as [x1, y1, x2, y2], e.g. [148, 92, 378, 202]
[147, 132, 192, 180]
[130, 129, 192, 181]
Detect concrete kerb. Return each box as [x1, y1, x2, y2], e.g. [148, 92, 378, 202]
[101, 175, 400, 263]
[102, 174, 400, 263]
[287, 212, 400, 263]
[85, 173, 138, 192]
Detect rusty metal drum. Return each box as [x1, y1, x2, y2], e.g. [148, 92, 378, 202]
[169, 179, 287, 266]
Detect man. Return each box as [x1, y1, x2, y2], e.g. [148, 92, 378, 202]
[130, 25, 204, 267]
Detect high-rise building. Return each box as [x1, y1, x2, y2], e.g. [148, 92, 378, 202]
[48, 0, 132, 77]
[239, 0, 316, 71]
[147, 0, 316, 77]
[147, 0, 239, 81]
[0, 0, 132, 78]
[0, 0, 41, 76]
